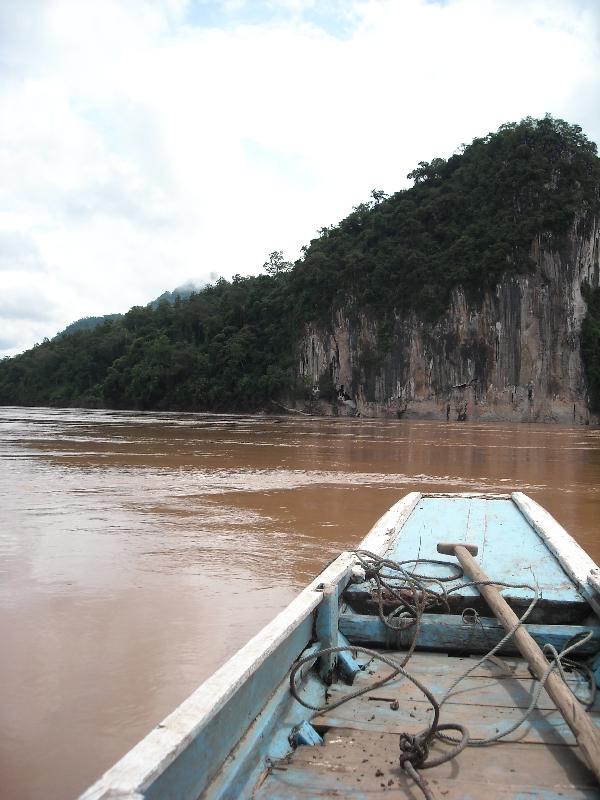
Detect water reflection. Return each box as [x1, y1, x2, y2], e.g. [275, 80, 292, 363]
[0, 407, 599, 799]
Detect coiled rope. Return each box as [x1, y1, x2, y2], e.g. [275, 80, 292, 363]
[289, 551, 596, 798]
[290, 645, 469, 800]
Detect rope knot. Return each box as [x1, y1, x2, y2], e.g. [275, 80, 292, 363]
[399, 732, 429, 768]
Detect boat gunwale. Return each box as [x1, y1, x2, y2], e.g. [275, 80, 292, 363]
[80, 553, 354, 798]
[80, 493, 423, 798]
[79, 490, 600, 799]
[512, 491, 600, 617]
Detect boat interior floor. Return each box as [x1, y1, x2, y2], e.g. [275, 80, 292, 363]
[256, 650, 600, 799]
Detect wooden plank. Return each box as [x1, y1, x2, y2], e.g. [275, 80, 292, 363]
[257, 728, 600, 799]
[427, 492, 512, 499]
[357, 491, 421, 555]
[312, 649, 599, 747]
[326, 674, 594, 714]
[381, 495, 585, 607]
[312, 702, 600, 746]
[357, 651, 548, 681]
[203, 652, 326, 799]
[80, 551, 355, 800]
[315, 584, 338, 680]
[446, 541, 600, 781]
[343, 582, 588, 625]
[342, 650, 597, 697]
[304, 728, 597, 786]
[337, 632, 361, 685]
[258, 775, 600, 799]
[339, 611, 600, 655]
[512, 492, 600, 618]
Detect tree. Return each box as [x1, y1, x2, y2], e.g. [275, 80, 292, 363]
[263, 251, 292, 275]
[370, 189, 388, 204]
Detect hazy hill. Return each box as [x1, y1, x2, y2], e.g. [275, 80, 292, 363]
[55, 314, 124, 338]
[54, 276, 221, 339]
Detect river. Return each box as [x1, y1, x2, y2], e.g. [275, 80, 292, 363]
[1, 406, 599, 799]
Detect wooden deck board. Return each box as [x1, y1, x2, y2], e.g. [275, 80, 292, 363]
[355, 651, 592, 682]
[350, 496, 588, 614]
[325, 652, 597, 713]
[257, 730, 600, 798]
[257, 650, 600, 799]
[339, 610, 600, 651]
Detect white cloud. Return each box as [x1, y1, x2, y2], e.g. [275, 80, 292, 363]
[0, 0, 599, 355]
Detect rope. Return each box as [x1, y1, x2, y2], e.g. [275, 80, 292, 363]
[288, 551, 596, 798]
[290, 645, 469, 797]
[437, 630, 595, 747]
[355, 553, 596, 742]
[353, 549, 461, 628]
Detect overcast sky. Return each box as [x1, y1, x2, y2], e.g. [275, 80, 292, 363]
[1, 0, 599, 356]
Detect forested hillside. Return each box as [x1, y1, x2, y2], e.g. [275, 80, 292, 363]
[1, 116, 599, 413]
[292, 116, 600, 321]
[0, 275, 293, 410]
[56, 314, 123, 339]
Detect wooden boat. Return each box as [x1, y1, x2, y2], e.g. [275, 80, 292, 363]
[81, 492, 600, 799]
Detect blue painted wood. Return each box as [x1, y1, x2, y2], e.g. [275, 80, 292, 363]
[339, 611, 600, 655]
[82, 495, 600, 800]
[381, 496, 584, 605]
[592, 653, 600, 689]
[144, 613, 316, 800]
[315, 584, 338, 681]
[337, 632, 361, 685]
[142, 568, 355, 800]
[204, 660, 326, 799]
[326, 669, 597, 714]
[292, 720, 323, 747]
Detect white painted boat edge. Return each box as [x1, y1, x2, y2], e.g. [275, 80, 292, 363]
[512, 491, 600, 618]
[426, 492, 511, 499]
[358, 491, 421, 554]
[80, 495, 421, 800]
[80, 551, 354, 799]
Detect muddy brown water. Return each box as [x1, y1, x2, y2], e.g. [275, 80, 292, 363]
[1, 406, 599, 799]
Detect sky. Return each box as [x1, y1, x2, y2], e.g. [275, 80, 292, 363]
[1, 0, 600, 357]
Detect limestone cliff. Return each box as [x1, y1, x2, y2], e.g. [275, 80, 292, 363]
[297, 220, 600, 423]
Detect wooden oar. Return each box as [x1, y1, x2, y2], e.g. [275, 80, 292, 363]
[437, 542, 600, 781]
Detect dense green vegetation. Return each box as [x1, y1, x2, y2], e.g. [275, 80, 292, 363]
[54, 282, 204, 339]
[0, 274, 293, 410]
[1, 115, 599, 412]
[291, 116, 600, 321]
[56, 314, 123, 338]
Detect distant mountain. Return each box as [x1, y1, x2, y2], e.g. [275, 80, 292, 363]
[55, 275, 220, 338]
[148, 277, 219, 309]
[56, 314, 123, 338]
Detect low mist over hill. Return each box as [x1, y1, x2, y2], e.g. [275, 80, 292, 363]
[54, 276, 222, 339]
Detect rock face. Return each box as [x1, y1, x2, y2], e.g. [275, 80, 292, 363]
[297, 221, 600, 422]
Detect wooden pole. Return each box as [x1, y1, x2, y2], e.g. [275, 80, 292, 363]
[440, 543, 600, 781]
